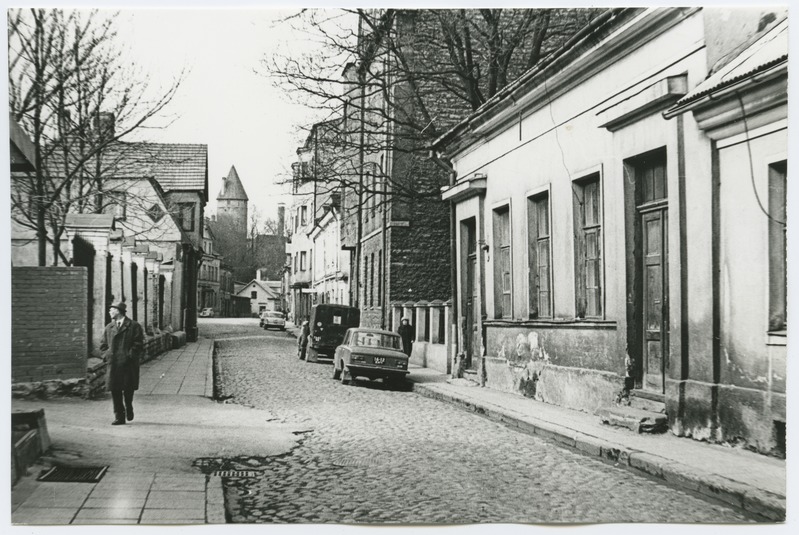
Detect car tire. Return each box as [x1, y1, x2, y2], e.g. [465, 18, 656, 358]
[307, 347, 318, 363]
[332, 361, 341, 380]
[340, 366, 351, 385]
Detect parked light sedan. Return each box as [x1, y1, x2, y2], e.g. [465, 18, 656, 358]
[261, 311, 286, 330]
[199, 307, 214, 317]
[332, 328, 409, 387]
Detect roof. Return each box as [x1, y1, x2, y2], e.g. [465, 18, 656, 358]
[235, 279, 280, 300]
[100, 142, 208, 195]
[431, 7, 630, 153]
[217, 166, 248, 201]
[9, 117, 36, 172]
[669, 17, 787, 110]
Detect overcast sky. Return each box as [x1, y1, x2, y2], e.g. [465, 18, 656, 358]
[114, 8, 324, 224]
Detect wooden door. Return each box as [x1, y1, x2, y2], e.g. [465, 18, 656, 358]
[642, 208, 668, 392]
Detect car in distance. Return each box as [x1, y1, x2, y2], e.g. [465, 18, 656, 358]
[306, 304, 360, 362]
[199, 307, 214, 317]
[332, 328, 409, 387]
[261, 311, 286, 330]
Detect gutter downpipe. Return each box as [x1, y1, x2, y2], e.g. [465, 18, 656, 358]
[430, 149, 458, 378]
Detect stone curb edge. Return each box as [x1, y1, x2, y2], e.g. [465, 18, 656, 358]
[205, 339, 215, 399]
[204, 340, 227, 524]
[206, 475, 226, 524]
[411, 382, 785, 522]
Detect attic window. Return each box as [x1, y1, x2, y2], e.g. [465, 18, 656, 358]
[147, 204, 165, 222]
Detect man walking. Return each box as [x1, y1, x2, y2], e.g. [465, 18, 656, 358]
[397, 317, 414, 357]
[100, 302, 144, 425]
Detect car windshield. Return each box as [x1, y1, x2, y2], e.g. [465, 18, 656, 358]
[353, 332, 402, 350]
[265, 312, 284, 318]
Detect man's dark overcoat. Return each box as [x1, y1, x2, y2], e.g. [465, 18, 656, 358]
[100, 317, 144, 391]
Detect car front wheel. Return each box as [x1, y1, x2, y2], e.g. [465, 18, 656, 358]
[332, 361, 341, 380]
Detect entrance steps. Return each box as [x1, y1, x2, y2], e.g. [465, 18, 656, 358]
[600, 390, 668, 434]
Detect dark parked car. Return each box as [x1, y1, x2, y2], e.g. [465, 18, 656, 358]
[332, 328, 409, 387]
[306, 304, 360, 362]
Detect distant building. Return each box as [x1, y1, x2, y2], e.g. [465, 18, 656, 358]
[235, 269, 284, 316]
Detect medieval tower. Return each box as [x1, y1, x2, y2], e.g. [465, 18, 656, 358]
[216, 165, 249, 243]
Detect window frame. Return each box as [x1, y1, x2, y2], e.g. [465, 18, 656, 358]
[768, 159, 787, 333]
[527, 188, 553, 319]
[572, 173, 604, 319]
[492, 202, 513, 319]
[177, 202, 196, 232]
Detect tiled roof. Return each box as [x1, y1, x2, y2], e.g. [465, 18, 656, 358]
[217, 165, 248, 201]
[673, 18, 787, 107]
[93, 142, 208, 194]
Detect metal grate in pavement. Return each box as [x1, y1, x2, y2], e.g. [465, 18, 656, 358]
[212, 470, 261, 478]
[331, 457, 386, 468]
[37, 466, 108, 483]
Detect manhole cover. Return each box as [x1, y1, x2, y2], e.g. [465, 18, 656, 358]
[212, 470, 261, 478]
[37, 466, 108, 483]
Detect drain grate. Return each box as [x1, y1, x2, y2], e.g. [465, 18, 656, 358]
[37, 466, 108, 483]
[212, 470, 261, 478]
[331, 457, 386, 468]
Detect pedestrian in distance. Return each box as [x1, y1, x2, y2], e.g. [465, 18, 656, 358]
[298, 316, 311, 360]
[100, 301, 144, 425]
[397, 317, 414, 357]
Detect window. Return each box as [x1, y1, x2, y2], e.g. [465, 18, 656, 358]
[251, 290, 257, 299]
[177, 202, 195, 232]
[493, 205, 512, 318]
[769, 160, 787, 331]
[300, 251, 307, 271]
[364, 172, 372, 223]
[363, 255, 369, 307]
[527, 192, 552, 318]
[377, 250, 383, 306]
[300, 205, 308, 226]
[573, 175, 603, 318]
[370, 253, 375, 307]
[104, 191, 127, 220]
[293, 253, 298, 274]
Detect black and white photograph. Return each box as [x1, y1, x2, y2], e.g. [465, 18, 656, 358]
[3, 0, 793, 530]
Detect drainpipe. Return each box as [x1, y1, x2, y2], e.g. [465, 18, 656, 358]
[430, 149, 458, 378]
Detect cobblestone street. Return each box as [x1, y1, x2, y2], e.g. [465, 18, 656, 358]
[202, 319, 754, 524]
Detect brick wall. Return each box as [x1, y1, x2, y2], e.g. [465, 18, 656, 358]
[12, 267, 89, 383]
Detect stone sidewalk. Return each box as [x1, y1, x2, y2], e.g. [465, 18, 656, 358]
[288, 322, 786, 521]
[10, 326, 788, 524]
[10, 337, 299, 525]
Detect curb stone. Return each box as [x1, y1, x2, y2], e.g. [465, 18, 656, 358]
[206, 476, 226, 524]
[410, 382, 785, 521]
[205, 339, 215, 399]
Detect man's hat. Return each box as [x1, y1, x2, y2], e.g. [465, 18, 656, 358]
[110, 301, 127, 314]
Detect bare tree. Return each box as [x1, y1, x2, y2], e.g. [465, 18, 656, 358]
[8, 8, 183, 265]
[264, 8, 601, 205]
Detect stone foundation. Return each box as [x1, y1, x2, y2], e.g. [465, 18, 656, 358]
[483, 357, 623, 414]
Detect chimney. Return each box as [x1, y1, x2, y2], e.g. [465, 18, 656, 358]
[94, 112, 116, 139]
[277, 203, 285, 237]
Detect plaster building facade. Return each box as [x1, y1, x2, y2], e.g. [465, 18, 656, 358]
[433, 7, 787, 456]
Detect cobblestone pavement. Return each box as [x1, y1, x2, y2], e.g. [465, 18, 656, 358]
[202, 319, 754, 524]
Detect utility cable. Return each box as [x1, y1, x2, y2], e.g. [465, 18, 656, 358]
[736, 91, 785, 226]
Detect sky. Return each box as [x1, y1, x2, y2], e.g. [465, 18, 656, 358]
[113, 9, 324, 225]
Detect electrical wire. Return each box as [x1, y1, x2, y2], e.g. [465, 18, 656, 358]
[736, 92, 786, 226]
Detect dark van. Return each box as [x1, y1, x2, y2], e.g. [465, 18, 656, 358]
[307, 304, 360, 362]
